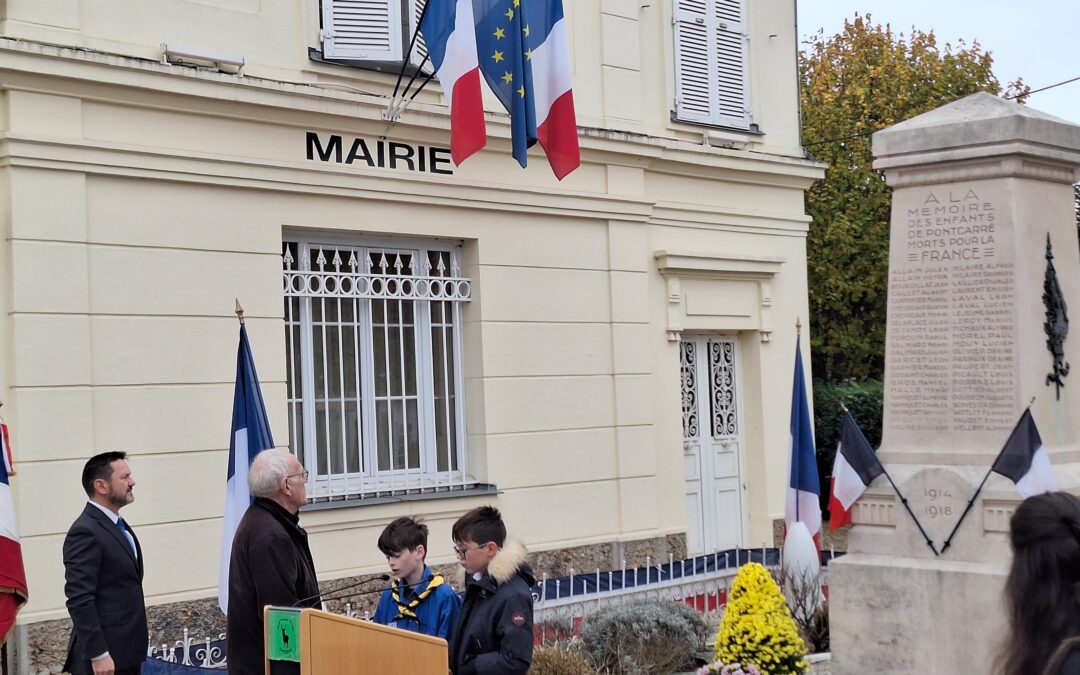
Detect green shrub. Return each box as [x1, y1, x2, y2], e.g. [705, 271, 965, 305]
[813, 379, 883, 516]
[531, 644, 596, 675]
[580, 599, 710, 675]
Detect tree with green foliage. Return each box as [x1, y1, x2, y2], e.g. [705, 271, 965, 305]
[800, 16, 1029, 381]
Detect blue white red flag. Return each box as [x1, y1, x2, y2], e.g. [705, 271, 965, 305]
[218, 324, 275, 613]
[420, 0, 487, 164]
[0, 422, 28, 642]
[785, 335, 821, 543]
[473, 0, 580, 179]
[992, 408, 1057, 499]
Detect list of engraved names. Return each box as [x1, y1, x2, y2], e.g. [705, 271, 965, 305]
[888, 188, 1016, 433]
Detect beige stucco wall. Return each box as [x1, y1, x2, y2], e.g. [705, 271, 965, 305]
[0, 0, 821, 624]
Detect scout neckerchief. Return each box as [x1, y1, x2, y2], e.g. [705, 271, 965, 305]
[392, 573, 445, 622]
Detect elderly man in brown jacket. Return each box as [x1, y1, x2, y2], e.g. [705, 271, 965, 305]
[226, 449, 320, 675]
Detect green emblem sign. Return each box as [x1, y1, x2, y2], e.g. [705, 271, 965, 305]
[266, 608, 301, 662]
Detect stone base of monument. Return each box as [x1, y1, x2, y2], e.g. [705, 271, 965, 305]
[830, 553, 1006, 673]
[829, 462, 1080, 674]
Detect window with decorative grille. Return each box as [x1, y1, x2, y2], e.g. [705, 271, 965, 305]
[282, 236, 472, 501]
[672, 0, 750, 129]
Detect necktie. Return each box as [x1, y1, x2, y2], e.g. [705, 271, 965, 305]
[116, 517, 137, 557]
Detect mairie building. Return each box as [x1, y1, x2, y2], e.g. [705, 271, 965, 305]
[0, 0, 822, 668]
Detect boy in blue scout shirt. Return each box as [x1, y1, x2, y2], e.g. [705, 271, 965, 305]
[372, 517, 461, 639]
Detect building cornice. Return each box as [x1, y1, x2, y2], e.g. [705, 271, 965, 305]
[0, 37, 825, 185]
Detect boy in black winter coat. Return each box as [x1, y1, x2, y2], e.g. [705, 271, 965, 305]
[448, 506, 535, 675]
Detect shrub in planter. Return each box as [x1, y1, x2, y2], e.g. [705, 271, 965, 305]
[580, 598, 710, 675]
[715, 563, 808, 674]
[778, 565, 829, 654]
[531, 644, 596, 675]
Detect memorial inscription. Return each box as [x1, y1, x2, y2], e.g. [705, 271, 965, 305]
[889, 187, 1016, 434]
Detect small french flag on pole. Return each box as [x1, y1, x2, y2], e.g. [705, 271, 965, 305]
[992, 409, 1057, 499]
[785, 334, 821, 544]
[828, 411, 885, 532]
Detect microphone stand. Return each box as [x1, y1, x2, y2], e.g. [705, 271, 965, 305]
[292, 573, 390, 608]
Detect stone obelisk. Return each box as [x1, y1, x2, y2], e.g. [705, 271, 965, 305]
[829, 93, 1080, 674]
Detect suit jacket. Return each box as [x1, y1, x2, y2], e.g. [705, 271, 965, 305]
[62, 503, 148, 674]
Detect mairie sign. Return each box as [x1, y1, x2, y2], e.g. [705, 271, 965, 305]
[306, 132, 454, 175]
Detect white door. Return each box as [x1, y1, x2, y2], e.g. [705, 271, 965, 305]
[682, 336, 745, 555]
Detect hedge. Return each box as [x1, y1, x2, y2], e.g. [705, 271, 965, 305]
[812, 379, 883, 517]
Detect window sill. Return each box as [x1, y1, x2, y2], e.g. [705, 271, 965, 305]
[308, 47, 432, 79]
[301, 483, 499, 512]
[669, 113, 764, 136]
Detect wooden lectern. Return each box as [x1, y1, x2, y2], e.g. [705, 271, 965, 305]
[264, 606, 449, 674]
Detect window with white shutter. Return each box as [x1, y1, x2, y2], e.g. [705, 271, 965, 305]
[407, 0, 434, 73]
[321, 0, 402, 61]
[673, 0, 750, 129]
[320, 0, 431, 71]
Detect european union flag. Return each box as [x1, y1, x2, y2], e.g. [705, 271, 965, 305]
[473, 0, 536, 166]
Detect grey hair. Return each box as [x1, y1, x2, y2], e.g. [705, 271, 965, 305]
[248, 448, 294, 498]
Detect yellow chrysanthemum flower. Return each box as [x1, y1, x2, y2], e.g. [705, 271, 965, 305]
[714, 563, 808, 674]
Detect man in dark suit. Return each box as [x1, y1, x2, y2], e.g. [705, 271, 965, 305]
[63, 451, 148, 675]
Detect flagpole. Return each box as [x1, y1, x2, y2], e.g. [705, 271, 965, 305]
[841, 405, 938, 556]
[940, 397, 1036, 554]
[0, 400, 11, 477]
[235, 298, 245, 325]
[393, 0, 432, 101]
[795, 317, 802, 524]
[387, 54, 435, 121]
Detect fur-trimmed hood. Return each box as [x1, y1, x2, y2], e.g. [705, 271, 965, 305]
[456, 538, 534, 586]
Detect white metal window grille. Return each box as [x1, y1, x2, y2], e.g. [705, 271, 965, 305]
[321, 0, 433, 72]
[283, 238, 472, 501]
[680, 341, 699, 439]
[673, 0, 751, 129]
[708, 338, 738, 437]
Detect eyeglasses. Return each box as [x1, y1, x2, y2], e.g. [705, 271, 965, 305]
[286, 470, 309, 482]
[453, 543, 489, 559]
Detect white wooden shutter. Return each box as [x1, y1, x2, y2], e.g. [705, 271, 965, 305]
[714, 0, 749, 127]
[321, 0, 402, 61]
[407, 0, 434, 74]
[673, 0, 749, 128]
[673, 0, 714, 124]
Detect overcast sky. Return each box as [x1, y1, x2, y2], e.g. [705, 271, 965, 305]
[797, 0, 1080, 124]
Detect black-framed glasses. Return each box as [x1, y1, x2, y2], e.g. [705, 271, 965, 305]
[453, 543, 489, 558]
[286, 470, 309, 482]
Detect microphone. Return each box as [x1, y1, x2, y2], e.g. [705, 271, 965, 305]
[319, 574, 441, 605]
[292, 573, 390, 607]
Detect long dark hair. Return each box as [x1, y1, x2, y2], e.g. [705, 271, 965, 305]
[1002, 491, 1080, 675]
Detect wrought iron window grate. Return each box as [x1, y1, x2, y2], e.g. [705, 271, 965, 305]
[283, 238, 473, 502]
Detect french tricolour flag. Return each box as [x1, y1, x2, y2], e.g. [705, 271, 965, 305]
[0, 423, 28, 642]
[522, 0, 581, 180]
[218, 323, 275, 613]
[992, 409, 1057, 499]
[828, 412, 885, 532]
[785, 335, 821, 543]
[420, 0, 486, 165]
